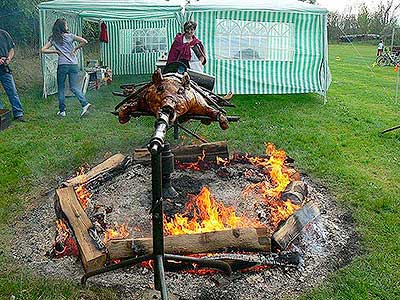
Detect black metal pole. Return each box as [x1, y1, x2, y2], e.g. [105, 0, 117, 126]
[151, 150, 167, 295]
[148, 111, 170, 300]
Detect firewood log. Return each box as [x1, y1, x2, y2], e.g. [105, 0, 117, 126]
[281, 181, 308, 205]
[55, 187, 106, 272]
[272, 201, 319, 251]
[134, 141, 228, 163]
[63, 154, 131, 187]
[106, 227, 271, 259]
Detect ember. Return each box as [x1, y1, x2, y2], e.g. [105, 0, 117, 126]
[104, 223, 130, 243]
[175, 149, 211, 171]
[52, 219, 79, 258]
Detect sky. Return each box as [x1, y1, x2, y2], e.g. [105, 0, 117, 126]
[316, 0, 382, 12]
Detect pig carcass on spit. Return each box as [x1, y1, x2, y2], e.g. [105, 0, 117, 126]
[115, 69, 229, 130]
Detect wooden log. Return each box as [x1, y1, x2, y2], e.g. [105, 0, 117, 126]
[63, 153, 131, 187]
[133, 141, 229, 163]
[285, 167, 301, 182]
[281, 181, 308, 205]
[164, 251, 301, 273]
[55, 187, 106, 272]
[272, 201, 320, 251]
[106, 227, 271, 259]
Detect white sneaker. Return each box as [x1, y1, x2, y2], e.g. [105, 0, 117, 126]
[57, 111, 66, 117]
[80, 103, 91, 117]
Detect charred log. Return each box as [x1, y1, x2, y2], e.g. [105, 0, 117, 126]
[133, 141, 229, 163]
[272, 201, 320, 251]
[281, 181, 308, 205]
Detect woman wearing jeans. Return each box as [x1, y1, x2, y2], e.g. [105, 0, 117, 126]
[41, 18, 91, 117]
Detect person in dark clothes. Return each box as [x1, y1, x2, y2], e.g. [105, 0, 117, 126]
[0, 29, 24, 122]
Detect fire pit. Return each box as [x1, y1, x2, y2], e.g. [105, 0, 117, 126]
[9, 142, 358, 299]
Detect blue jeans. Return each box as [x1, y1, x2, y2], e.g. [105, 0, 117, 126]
[0, 72, 24, 118]
[57, 64, 88, 112]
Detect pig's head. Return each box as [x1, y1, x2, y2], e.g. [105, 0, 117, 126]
[146, 69, 191, 122]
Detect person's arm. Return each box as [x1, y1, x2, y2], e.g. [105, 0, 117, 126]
[198, 42, 207, 65]
[0, 48, 15, 65]
[0, 31, 16, 65]
[72, 35, 88, 55]
[41, 41, 61, 55]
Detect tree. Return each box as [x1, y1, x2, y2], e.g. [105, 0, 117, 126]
[327, 0, 400, 44]
[0, 0, 48, 47]
[357, 3, 371, 33]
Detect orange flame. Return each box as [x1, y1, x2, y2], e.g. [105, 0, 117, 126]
[243, 143, 300, 227]
[216, 156, 230, 167]
[55, 219, 70, 244]
[245, 143, 290, 198]
[164, 186, 262, 235]
[104, 223, 130, 243]
[176, 150, 206, 171]
[75, 184, 91, 210]
[53, 219, 79, 257]
[74, 167, 91, 210]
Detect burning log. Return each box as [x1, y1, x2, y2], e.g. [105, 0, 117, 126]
[63, 154, 131, 187]
[272, 201, 320, 251]
[133, 141, 228, 163]
[106, 227, 271, 259]
[285, 167, 301, 181]
[281, 181, 308, 205]
[55, 187, 107, 272]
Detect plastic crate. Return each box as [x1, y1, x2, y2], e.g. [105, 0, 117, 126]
[0, 109, 11, 131]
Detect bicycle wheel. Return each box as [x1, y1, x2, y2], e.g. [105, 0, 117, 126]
[376, 56, 389, 66]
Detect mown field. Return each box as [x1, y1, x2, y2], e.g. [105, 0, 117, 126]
[0, 44, 399, 299]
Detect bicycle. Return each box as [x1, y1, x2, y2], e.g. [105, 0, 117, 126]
[376, 47, 400, 67]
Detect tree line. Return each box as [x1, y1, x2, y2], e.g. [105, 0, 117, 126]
[0, 0, 399, 48]
[328, 0, 400, 44]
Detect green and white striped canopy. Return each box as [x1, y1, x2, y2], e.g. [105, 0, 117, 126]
[38, 0, 330, 97]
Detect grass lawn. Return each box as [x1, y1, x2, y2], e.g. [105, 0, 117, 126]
[0, 44, 399, 299]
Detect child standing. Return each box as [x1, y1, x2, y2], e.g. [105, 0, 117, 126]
[377, 40, 384, 56]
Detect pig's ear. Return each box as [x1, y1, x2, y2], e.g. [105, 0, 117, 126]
[181, 72, 190, 88]
[152, 68, 163, 84]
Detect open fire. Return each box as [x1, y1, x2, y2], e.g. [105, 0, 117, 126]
[164, 186, 262, 235]
[51, 142, 315, 276]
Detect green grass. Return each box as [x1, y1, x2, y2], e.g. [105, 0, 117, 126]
[1, 44, 400, 299]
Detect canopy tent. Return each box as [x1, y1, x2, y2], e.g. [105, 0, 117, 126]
[38, 0, 330, 97]
[38, 0, 184, 97]
[185, 0, 331, 95]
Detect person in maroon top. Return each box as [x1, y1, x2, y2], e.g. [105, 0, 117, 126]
[167, 21, 206, 72]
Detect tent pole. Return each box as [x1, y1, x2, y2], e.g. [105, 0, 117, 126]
[323, 14, 328, 105]
[390, 27, 395, 52]
[395, 64, 399, 111]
